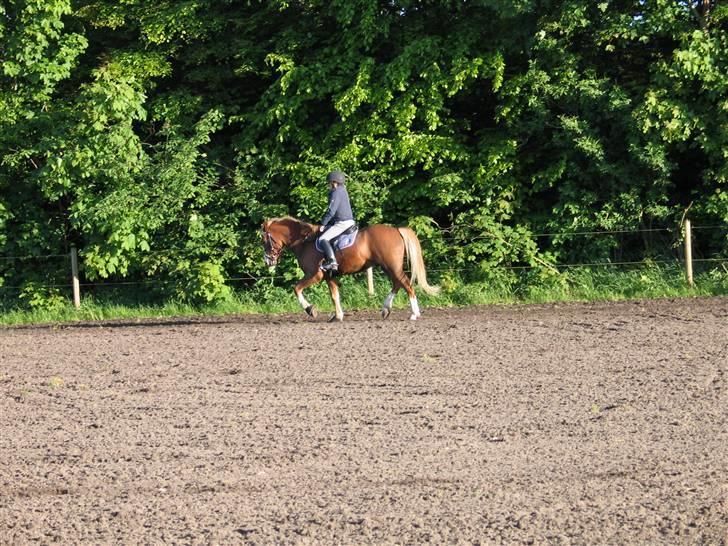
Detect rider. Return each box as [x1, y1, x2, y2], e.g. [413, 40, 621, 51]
[318, 170, 355, 272]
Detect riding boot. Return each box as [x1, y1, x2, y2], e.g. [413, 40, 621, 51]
[319, 238, 338, 271]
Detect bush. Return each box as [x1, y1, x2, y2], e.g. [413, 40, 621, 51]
[173, 260, 231, 304]
[18, 283, 68, 312]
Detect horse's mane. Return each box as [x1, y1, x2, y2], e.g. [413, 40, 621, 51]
[263, 216, 318, 243]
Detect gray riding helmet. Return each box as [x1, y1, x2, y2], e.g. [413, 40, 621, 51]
[326, 170, 346, 185]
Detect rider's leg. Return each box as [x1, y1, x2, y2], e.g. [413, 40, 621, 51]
[319, 220, 355, 270]
[318, 237, 337, 270]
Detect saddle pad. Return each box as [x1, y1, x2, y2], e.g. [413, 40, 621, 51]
[315, 229, 358, 253]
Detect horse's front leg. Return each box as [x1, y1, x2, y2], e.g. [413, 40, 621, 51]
[327, 279, 344, 322]
[294, 271, 324, 318]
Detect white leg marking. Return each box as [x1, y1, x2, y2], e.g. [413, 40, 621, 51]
[297, 291, 310, 310]
[409, 296, 421, 321]
[381, 291, 396, 319]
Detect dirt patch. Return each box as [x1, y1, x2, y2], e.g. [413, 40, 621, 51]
[1, 298, 727, 544]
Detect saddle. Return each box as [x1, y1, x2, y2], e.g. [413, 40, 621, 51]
[315, 224, 359, 253]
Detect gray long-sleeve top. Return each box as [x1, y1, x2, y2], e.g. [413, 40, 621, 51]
[321, 185, 354, 226]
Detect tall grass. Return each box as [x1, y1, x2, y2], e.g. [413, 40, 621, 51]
[1, 263, 726, 326]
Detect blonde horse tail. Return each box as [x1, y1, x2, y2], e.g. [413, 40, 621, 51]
[398, 227, 440, 296]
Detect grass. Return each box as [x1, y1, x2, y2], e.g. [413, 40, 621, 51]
[1, 263, 726, 326]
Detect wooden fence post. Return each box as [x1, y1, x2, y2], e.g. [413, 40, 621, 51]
[367, 267, 374, 296]
[684, 219, 693, 287]
[70, 246, 81, 308]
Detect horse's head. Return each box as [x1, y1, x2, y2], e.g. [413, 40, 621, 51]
[261, 217, 317, 267]
[261, 220, 286, 267]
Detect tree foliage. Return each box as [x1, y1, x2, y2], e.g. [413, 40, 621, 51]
[1, 0, 726, 305]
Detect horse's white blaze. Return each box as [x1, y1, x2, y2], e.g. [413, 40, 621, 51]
[409, 296, 421, 321]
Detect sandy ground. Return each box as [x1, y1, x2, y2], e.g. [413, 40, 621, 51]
[1, 297, 727, 545]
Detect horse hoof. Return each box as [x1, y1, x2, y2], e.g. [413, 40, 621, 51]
[409, 314, 418, 321]
[305, 305, 317, 318]
[381, 308, 391, 319]
[327, 314, 343, 323]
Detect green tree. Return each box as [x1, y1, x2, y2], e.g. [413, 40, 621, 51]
[0, 0, 87, 301]
[1, 0, 727, 308]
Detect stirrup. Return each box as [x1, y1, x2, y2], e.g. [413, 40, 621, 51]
[320, 260, 338, 272]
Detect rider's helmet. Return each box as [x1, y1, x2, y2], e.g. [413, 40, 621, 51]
[326, 170, 346, 185]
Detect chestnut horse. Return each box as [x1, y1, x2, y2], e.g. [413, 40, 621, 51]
[261, 217, 439, 321]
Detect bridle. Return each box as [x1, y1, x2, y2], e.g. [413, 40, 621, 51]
[262, 230, 283, 266]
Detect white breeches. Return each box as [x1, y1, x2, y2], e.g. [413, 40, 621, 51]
[320, 220, 356, 241]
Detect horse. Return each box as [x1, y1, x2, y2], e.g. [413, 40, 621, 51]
[261, 217, 439, 321]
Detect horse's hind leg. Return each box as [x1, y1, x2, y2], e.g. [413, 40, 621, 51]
[381, 288, 396, 319]
[327, 278, 344, 322]
[400, 274, 420, 321]
[381, 268, 420, 320]
[379, 266, 397, 319]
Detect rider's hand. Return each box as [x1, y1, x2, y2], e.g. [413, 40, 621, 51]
[319, 225, 325, 232]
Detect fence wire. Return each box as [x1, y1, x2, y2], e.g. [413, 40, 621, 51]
[0, 225, 726, 292]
